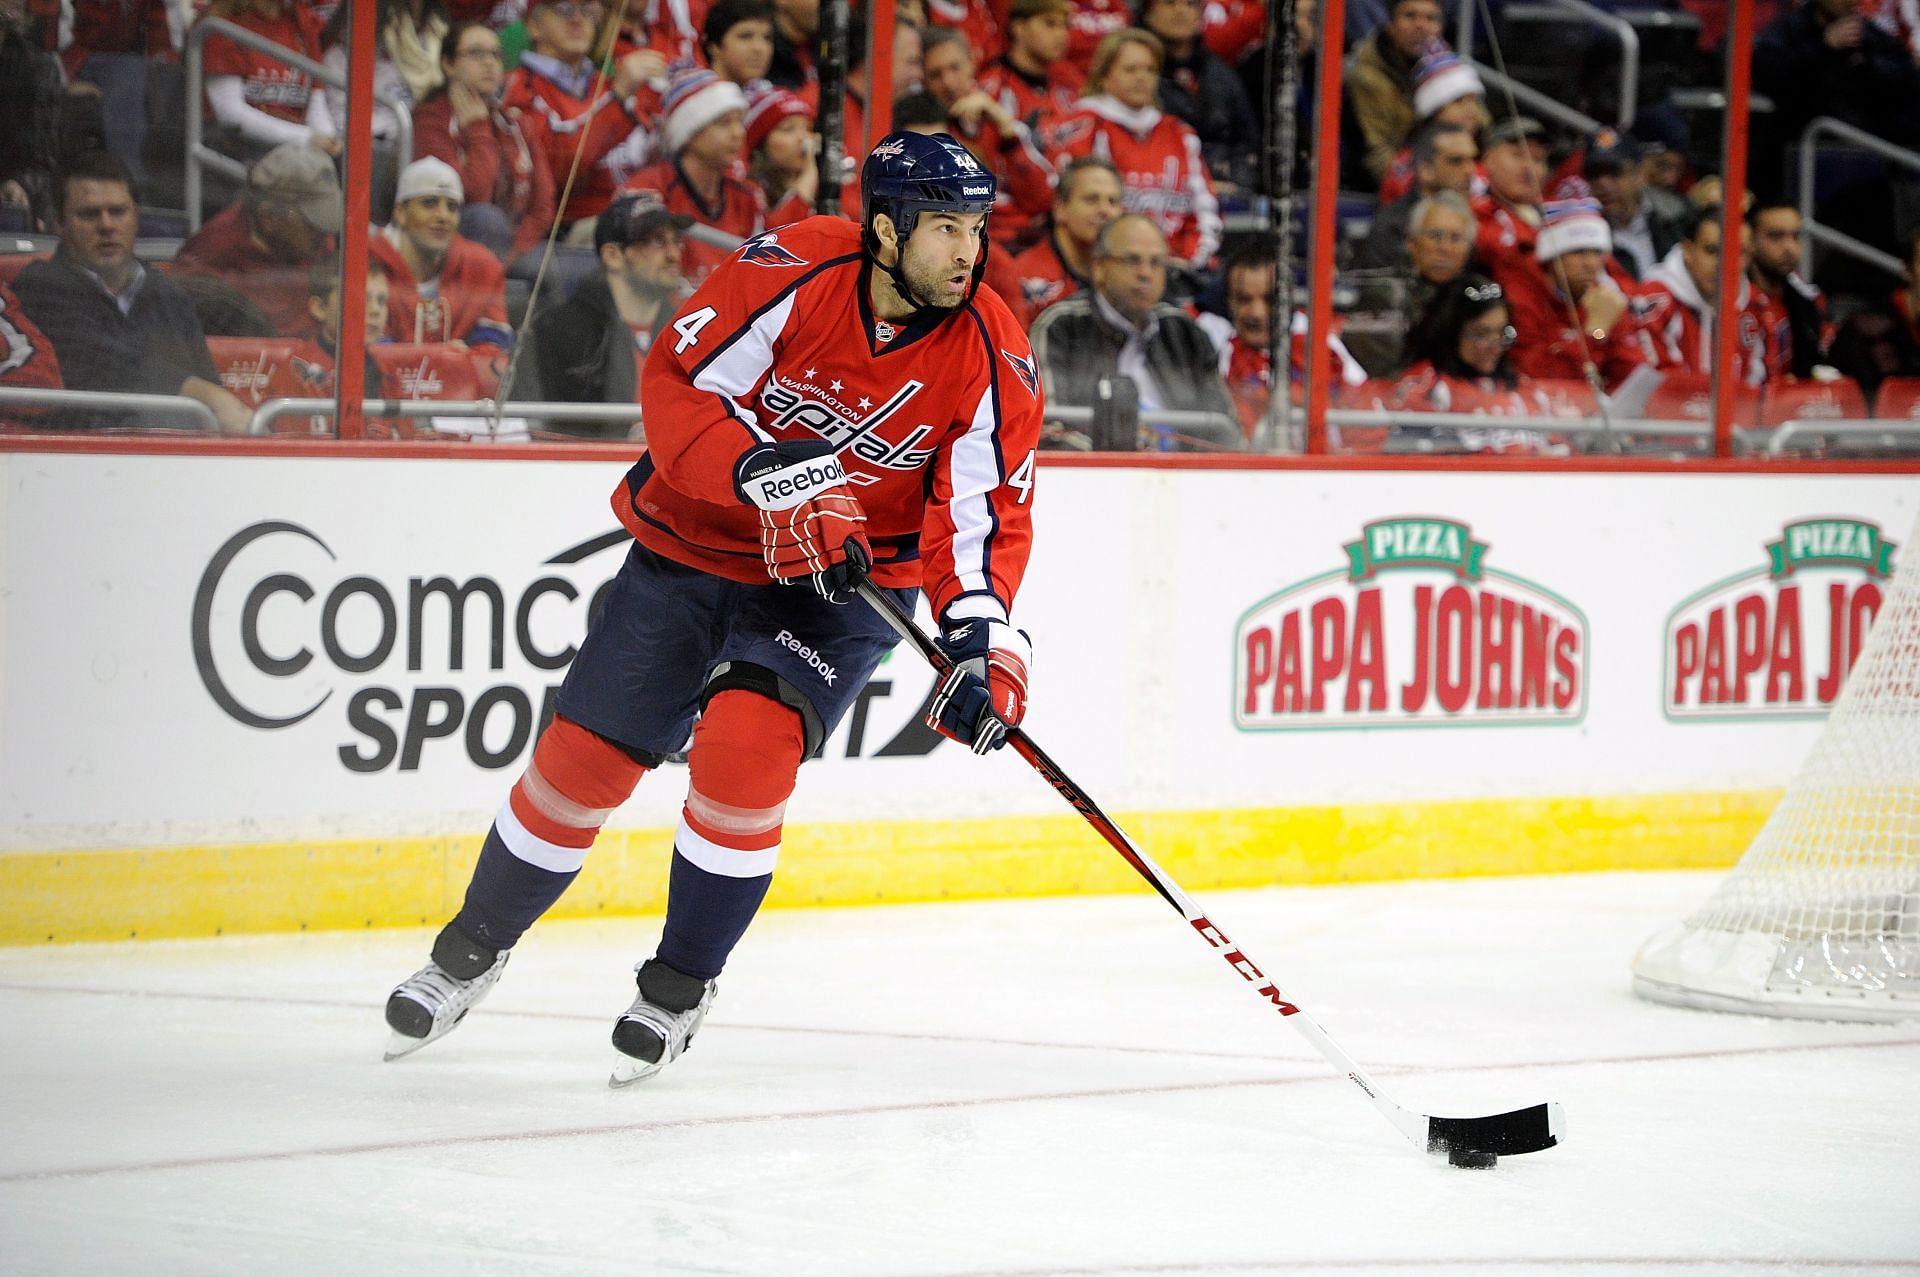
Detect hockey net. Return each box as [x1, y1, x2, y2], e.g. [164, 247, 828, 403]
[1632, 508, 1920, 1024]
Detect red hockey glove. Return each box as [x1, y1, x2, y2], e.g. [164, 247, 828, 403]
[736, 440, 872, 605]
[927, 620, 1031, 754]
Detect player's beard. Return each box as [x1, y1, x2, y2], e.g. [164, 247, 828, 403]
[896, 242, 974, 311]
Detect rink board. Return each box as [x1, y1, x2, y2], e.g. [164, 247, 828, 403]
[1, 452, 1914, 942]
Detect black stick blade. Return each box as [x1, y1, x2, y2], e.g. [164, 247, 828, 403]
[1426, 1101, 1564, 1158]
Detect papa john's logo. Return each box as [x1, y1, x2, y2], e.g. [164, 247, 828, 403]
[1664, 517, 1899, 721]
[1234, 517, 1588, 731]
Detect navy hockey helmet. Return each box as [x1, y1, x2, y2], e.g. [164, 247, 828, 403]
[860, 130, 997, 260]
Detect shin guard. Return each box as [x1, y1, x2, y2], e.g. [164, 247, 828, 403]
[656, 690, 805, 980]
[455, 715, 650, 950]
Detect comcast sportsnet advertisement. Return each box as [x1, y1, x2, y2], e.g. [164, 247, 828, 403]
[1664, 517, 1900, 720]
[1233, 517, 1589, 730]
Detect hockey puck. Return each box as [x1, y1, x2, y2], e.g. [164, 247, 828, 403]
[1447, 1147, 1498, 1169]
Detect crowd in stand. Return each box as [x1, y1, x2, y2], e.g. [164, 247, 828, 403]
[1, 0, 1919, 451]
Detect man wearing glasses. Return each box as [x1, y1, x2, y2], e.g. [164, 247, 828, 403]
[503, 0, 665, 236]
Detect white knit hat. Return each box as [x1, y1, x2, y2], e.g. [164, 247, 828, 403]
[660, 69, 750, 157]
[395, 157, 464, 207]
[1536, 198, 1612, 262]
[1412, 43, 1484, 120]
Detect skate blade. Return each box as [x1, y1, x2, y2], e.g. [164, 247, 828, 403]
[608, 1054, 665, 1089]
[384, 1030, 434, 1062]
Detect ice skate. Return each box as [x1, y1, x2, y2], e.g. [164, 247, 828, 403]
[383, 922, 509, 1061]
[609, 958, 716, 1087]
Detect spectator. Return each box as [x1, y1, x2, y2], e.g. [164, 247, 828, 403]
[621, 69, 761, 286]
[414, 19, 558, 266]
[1229, 0, 1318, 196]
[12, 153, 251, 432]
[1390, 275, 1568, 453]
[0, 280, 64, 428]
[319, 0, 450, 155]
[1343, 0, 1443, 188]
[299, 253, 390, 399]
[744, 81, 817, 226]
[1472, 115, 1549, 280]
[503, 0, 661, 236]
[1195, 242, 1368, 442]
[1053, 28, 1221, 268]
[1753, 0, 1920, 198]
[977, 0, 1081, 138]
[1136, 0, 1258, 187]
[1504, 198, 1645, 392]
[1633, 204, 1767, 386]
[765, 0, 819, 87]
[702, 0, 777, 87]
[1343, 189, 1476, 376]
[915, 31, 1057, 250]
[1354, 122, 1475, 269]
[3, 0, 98, 231]
[371, 157, 514, 346]
[1577, 131, 1689, 283]
[1746, 202, 1832, 380]
[1203, 0, 1265, 65]
[174, 143, 343, 338]
[56, 0, 174, 190]
[1829, 227, 1920, 403]
[1012, 154, 1122, 318]
[1064, 0, 1132, 76]
[199, 0, 338, 163]
[1374, 43, 1486, 203]
[925, 0, 1000, 64]
[1028, 213, 1240, 449]
[518, 193, 687, 436]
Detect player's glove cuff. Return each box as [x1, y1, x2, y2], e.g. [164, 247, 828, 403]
[927, 621, 1032, 754]
[735, 439, 851, 511]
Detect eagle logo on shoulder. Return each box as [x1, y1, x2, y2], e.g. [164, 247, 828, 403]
[1002, 349, 1038, 396]
[739, 233, 809, 268]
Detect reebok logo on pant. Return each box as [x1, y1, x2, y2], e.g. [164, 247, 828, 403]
[775, 630, 838, 685]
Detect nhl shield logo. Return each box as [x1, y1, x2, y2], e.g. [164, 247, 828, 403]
[1002, 349, 1038, 396]
[739, 233, 809, 268]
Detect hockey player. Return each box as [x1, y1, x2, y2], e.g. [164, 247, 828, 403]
[383, 132, 1043, 1085]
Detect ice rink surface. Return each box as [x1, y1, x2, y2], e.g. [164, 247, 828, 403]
[3, 870, 1917, 1276]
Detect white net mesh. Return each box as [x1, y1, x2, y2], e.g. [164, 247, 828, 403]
[1633, 508, 1920, 1023]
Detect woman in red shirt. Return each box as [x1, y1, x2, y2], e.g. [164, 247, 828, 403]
[413, 19, 558, 266]
[199, 0, 335, 162]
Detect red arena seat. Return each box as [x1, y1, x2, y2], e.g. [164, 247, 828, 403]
[1761, 377, 1869, 427]
[205, 337, 331, 434]
[371, 343, 487, 403]
[1530, 378, 1602, 418]
[1640, 373, 1760, 426]
[1871, 377, 1920, 420]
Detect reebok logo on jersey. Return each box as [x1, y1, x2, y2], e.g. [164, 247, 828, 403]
[1002, 350, 1038, 396]
[739, 233, 808, 268]
[774, 630, 837, 684]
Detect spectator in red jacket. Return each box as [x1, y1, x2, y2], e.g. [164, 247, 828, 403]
[621, 69, 763, 286]
[1138, 0, 1258, 187]
[915, 30, 1056, 251]
[701, 0, 776, 86]
[977, 0, 1081, 139]
[1052, 27, 1221, 268]
[1012, 154, 1122, 318]
[199, 0, 338, 163]
[415, 19, 558, 267]
[1504, 198, 1645, 392]
[1471, 115, 1549, 282]
[173, 143, 344, 338]
[744, 81, 817, 227]
[503, 0, 661, 235]
[370, 157, 514, 346]
[1631, 203, 1768, 386]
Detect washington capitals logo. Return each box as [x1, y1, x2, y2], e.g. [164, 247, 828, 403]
[1002, 349, 1038, 396]
[871, 139, 908, 160]
[739, 233, 808, 268]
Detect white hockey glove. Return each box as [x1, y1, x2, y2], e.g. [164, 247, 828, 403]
[927, 620, 1031, 754]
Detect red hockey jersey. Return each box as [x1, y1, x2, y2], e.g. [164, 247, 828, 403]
[1630, 246, 1766, 386]
[1502, 255, 1646, 391]
[616, 217, 1042, 624]
[1052, 97, 1222, 266]
[1011, 232, 1093, 320]
[0, 282, 63, 428]
[198, 5, 326, 124]
[621, 160, 769, 287]
[977, 57, 1083, 137]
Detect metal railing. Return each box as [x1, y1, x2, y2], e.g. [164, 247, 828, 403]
[1797, 117, 1920, 282]
[248, 397, 645, 436]
[0, 387, 221, 432]
[185, 17, 414, 231]
[1767, 417, 1920, 455]
[1456, 0, 1638, 133]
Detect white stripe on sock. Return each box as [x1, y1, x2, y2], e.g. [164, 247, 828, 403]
[495, 798, 589, 874]
[674, 814, 780, 879]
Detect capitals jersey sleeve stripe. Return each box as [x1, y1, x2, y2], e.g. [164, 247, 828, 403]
[641, 245, 859, 506]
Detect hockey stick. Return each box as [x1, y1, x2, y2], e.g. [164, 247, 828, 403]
[857, 580, 1564, 1164]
